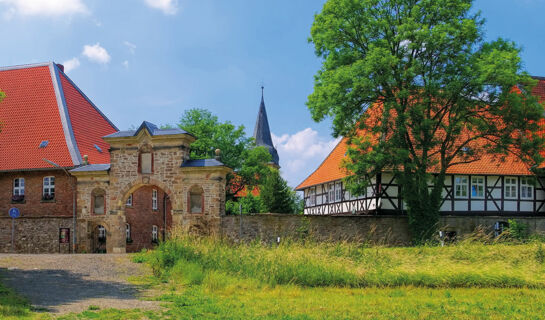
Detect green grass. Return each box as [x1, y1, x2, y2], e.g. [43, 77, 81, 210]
[135, 236, 545, 288]
[0, 280, 49, 320]
[5, 238, 545, 319]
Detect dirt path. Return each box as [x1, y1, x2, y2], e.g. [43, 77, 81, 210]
[0, 254, 159, 314]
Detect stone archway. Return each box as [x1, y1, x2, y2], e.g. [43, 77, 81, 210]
[122, 183, 173, 252]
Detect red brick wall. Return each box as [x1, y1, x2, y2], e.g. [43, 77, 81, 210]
[125, 186, 172, 252]
[0, 170, 75, 218]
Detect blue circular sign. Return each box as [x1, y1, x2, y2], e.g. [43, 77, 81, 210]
[9, 208, 20, 219]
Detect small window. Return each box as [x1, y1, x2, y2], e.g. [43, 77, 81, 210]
[94, 194, 105, 214]
[505, 177, 517, 199]
[521, 177, 534, 200]
[190, 187, 203, 214]
[141, 153, 152, 174]
[152, 189, 158, 210]
[13, 178, 25, 196]
[94, 144, 103, 153]
[152, 225, 158, 242]
[98, 225, 106, 240]
[454, 176, 468, 198]
[335, 182, 342, 202]
[126, 223, 131, 241]
[43, 176, 55, 200]
[126, 194, 133, 207]
[39, 140, 49, 148]
[309, 188, 316, 206]
[328, 183, 335, 204]
[471, 176, 484, 199]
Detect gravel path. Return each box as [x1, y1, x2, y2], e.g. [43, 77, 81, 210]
[0, 254, 159, 314]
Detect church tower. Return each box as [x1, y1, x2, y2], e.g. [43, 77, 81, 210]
[253, 87, 280, 168]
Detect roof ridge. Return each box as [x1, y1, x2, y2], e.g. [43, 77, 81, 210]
[56, 65, 119, 131]
[49, 62, 82, 166]
[0, 61, 52, 72]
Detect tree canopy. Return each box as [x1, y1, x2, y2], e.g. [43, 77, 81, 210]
[177, 108, 272, 199]
[308, 0, 544, 242]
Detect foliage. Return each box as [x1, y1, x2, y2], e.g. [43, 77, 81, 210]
[135, 236, 545, 289]
[225, 193, 265, 215]
[507, 219, 528, 240]
[176, 108, 272, 199]
[260, 168, 302, 214]
[307, 0, 545, 243]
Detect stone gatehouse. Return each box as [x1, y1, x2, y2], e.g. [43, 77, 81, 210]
[71, 121, 230, 253]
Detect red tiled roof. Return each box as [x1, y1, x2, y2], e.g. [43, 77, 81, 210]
[296, 78, 545, 190]
[0, 62, 117, 171]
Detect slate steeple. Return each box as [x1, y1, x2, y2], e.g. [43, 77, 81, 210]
[253, 87, 280, 167]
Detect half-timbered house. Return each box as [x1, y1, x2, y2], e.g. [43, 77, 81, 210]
[296, 77, 545, 218]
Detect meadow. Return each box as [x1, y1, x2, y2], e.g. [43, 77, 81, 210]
[3, 235, 545, 319]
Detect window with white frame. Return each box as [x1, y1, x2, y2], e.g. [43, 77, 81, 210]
[13, 178, 25, 196]
[520, 177, 533, 200]
[152, 189, 158, 210]
[43, 176, 55, 199]
[328, 183, 334, 203]
[471, 176, 485, 199]
[126, 223, 131, 241]
[152, 225, 158, 242]
[454, 176, 468, 198]
[505, 177, 517, 199]
[126, 194, 133, 207]
[309, 188, 316, 206]
[335, 182, 342, 202]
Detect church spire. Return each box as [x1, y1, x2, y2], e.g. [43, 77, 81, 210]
[253, 86, 280, 167]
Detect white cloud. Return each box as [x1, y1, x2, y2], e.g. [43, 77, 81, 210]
[62, 57, 80, 73]
[272, 128, 341, 187]
[0, 0, 88, 16]
[82, 43, 111, 64]
[122, 60, 129, 69]
[123, 41, 136, 54]
[144, 0, 178, 15]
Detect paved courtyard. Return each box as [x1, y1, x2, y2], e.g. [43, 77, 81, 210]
[0, 254, 159, 314]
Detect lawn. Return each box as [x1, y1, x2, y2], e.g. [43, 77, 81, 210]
[3, 237, 545, 319]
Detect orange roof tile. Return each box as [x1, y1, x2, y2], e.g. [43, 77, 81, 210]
[0, 62, 117, 171]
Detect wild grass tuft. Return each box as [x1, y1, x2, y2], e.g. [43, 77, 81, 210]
[140, 234, 545, 289]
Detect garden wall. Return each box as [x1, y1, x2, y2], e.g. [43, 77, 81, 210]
[221, 214, 545, 245]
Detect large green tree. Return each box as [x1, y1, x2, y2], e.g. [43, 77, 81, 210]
[308, 0, 544, 242]
[177, 108, 272, 199]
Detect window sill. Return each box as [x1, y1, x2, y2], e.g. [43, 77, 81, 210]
[41, 199, 56, 203]
[11, 200, 26, 204]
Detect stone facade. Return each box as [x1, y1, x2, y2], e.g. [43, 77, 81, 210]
[0, 217, 73, 253]
[71, 126, 231, 253]
[221, 214, 545, 245]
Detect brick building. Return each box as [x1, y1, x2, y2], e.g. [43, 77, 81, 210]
[0, 62, 230, 253]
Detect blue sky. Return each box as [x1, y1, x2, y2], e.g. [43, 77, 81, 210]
[1, 0, 544, 187]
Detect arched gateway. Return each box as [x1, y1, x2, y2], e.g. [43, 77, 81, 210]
[70, 121, 231, 253]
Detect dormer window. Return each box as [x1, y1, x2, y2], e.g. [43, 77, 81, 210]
[39, 140, 49, 148]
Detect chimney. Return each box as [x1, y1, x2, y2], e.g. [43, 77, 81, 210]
[83, 155, 89, 165]
[56, 64, 64, 72]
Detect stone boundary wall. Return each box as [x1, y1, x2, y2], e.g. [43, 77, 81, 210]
[0, 217, 73, 253]
[221, 214, 545, 245]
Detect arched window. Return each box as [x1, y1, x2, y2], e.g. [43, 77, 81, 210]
[92, 188, 106, 215]
[188, 186, 204, 214]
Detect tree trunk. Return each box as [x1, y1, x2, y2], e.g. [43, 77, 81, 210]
[400, 170, 444, 244]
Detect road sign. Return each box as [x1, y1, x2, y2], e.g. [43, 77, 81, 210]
[9, 208, 20, 219]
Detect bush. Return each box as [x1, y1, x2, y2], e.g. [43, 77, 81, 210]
[507, 219, 528, 240]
